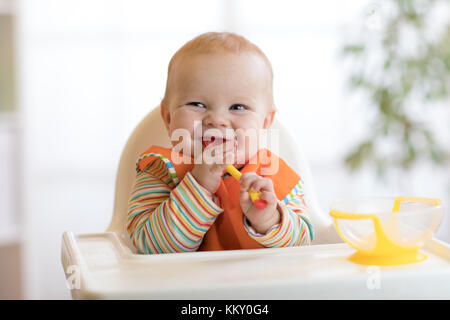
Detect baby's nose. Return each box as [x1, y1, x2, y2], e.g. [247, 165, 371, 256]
[203, 111, 230, 128]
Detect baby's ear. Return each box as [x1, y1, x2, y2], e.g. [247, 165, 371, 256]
[263, 109, 276, 129]
[160, 101, 171, 132]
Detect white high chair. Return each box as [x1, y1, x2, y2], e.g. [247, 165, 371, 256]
[60, 105, 340, 299]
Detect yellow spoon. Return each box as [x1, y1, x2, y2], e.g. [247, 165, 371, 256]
[225, 164, 267, 210]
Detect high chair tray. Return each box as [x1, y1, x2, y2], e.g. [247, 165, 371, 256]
[61, 231, 450, 299]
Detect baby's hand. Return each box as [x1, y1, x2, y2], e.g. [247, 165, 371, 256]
[239, 173, 280, 234]
[191, 142, 235, 195]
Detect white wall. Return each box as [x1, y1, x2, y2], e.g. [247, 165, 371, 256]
[16, 0, 449, 299]
[0, 116, 18, 241]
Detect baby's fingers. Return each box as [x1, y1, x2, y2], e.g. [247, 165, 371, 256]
[239, 190, 253, 213]
[239, 172, 259, 191]
[258, 190, 277, 205]
[248, 177, 274, 194]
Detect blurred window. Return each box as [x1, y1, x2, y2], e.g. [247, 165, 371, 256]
[0, 14, 15, 113]
[0, 1, 17, 243]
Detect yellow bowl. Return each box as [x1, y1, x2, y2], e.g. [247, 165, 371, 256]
[329, 196, 444, 266]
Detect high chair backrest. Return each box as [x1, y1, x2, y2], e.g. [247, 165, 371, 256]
[107, 105, 341, 250]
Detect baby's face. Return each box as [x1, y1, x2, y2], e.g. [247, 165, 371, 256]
[162, 51, 275, 166]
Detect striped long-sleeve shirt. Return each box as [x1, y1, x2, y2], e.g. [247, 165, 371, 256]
[127, 157, 314, 254]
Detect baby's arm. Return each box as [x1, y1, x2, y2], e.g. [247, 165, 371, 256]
[241, 175, 314, 247]
[126, 160, 223, 254]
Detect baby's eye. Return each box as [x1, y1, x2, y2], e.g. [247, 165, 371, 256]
[186, 102, 206, 108]
[229, 104, 247, 111]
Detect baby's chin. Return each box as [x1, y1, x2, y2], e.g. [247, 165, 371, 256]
[234, 148, 259, 169]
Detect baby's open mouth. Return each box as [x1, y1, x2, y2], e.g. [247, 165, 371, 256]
[202, 136, 228, 147]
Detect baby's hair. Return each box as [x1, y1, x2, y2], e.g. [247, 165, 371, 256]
[167, 32, 273, 76]
[163, 32, 274, 104]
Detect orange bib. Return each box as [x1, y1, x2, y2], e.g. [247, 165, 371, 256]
[137, 145, 300, 251]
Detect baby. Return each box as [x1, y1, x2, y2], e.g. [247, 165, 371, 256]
[126, 32, 314, 254]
